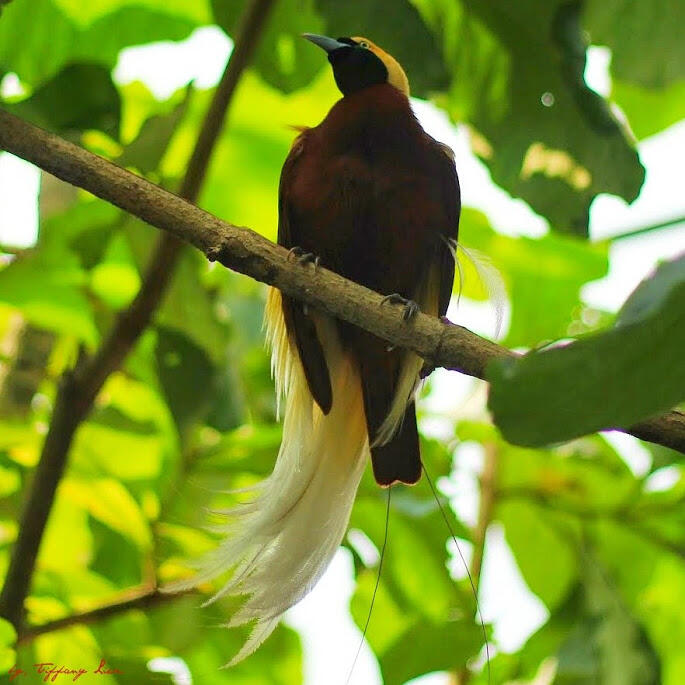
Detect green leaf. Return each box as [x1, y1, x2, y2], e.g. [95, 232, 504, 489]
[0, 617, 17, 676]
[558, 555, 660, 685]
[28, 626, 104, 682]
[39, 493, 94, 572]
[0, 0, 199, 87]
[584, 0, 685, 88]
[155, 326, 216, 434]
[7, 63, 121, 138]
[615, 255, 685, 327]
[89, 232, 141, 308]
[380, 618, 483, 685]
[53, 0, 210, 28]
[349, 568, 483, 684]
[70, 373, 176, 481]
[497, 499, 577, 610]
[39, 197, 122, 269]
[61, 477, 152, 550]
[488, 255, 685, 446]
[612, 79, 685, 140]
[0, 245, 98, 346]
[117, 84, 193, 173]
[433, 0, 645, 234]
[0, 465, 20, 497]
[349, 572, 412, 655]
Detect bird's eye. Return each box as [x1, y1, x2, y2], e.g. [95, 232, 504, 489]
[359, 41, 370, 49]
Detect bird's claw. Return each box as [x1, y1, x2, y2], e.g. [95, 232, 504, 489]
[381, 293, 420, 321]
[288, 247, 320, 269]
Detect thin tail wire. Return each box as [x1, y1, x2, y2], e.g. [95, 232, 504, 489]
[422, 462, 491, 685]
[344, 486, 392, 685]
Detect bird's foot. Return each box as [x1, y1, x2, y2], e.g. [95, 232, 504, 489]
[288, 246, 320, 269]
[381, 293, 420, 321]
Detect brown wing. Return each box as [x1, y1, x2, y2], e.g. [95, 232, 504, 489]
[278, 130, 333, 414]
[431, 140, 461, 317]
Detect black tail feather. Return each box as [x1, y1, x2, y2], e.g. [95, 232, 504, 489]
[370, 402, 421, 486]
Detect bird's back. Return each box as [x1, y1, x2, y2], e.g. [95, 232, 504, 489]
[285, 83, 450, 301]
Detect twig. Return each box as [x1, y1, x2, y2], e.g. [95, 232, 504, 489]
[607, 215, 685, 242]
[0, 0, 277, 630]
[17, 587, 196, 645]
[470, 443, 498, 596]
[456, 442, 498, 685]
[1, 107, 683, 454]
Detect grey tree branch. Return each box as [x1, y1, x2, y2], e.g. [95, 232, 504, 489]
[0, 108, 683, 453]
[0, 0, 277, 630]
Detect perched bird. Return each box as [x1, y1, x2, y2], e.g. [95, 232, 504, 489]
[172, 34, 460, 664]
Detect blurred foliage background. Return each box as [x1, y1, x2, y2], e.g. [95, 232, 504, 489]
[0, 0, 684, 683]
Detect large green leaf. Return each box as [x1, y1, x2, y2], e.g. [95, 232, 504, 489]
[53, 0, 210, 28]
[488, 254, 685, 446]
[382, 618, 483, 685]
[6, 63, 121, 138]
[0, 0, 200, 87]
[497, 499, 577, 610]
[584, 0, 685, 88]
[422, 0, 645, 234]
[612, 79, 685, 141]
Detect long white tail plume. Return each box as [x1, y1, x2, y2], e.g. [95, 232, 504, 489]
[166, 288, 368, 665]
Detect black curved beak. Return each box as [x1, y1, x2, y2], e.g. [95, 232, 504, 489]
[301, 33, 347, 54]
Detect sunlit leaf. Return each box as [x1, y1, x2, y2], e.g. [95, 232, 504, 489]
[0, 618, 16, 676]
[53, 0, 210, 28]
[0, 245, 98, 346]
[497, 499, 577, 610]
[612, 79, 685, 141]
[584, 0, 685, 88]
[61, 477, 152, 550]
[89, 232, 141, 309]
[0, 0, 200, 87]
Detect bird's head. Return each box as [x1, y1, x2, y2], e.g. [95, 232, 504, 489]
[302, 34, 409, 97]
